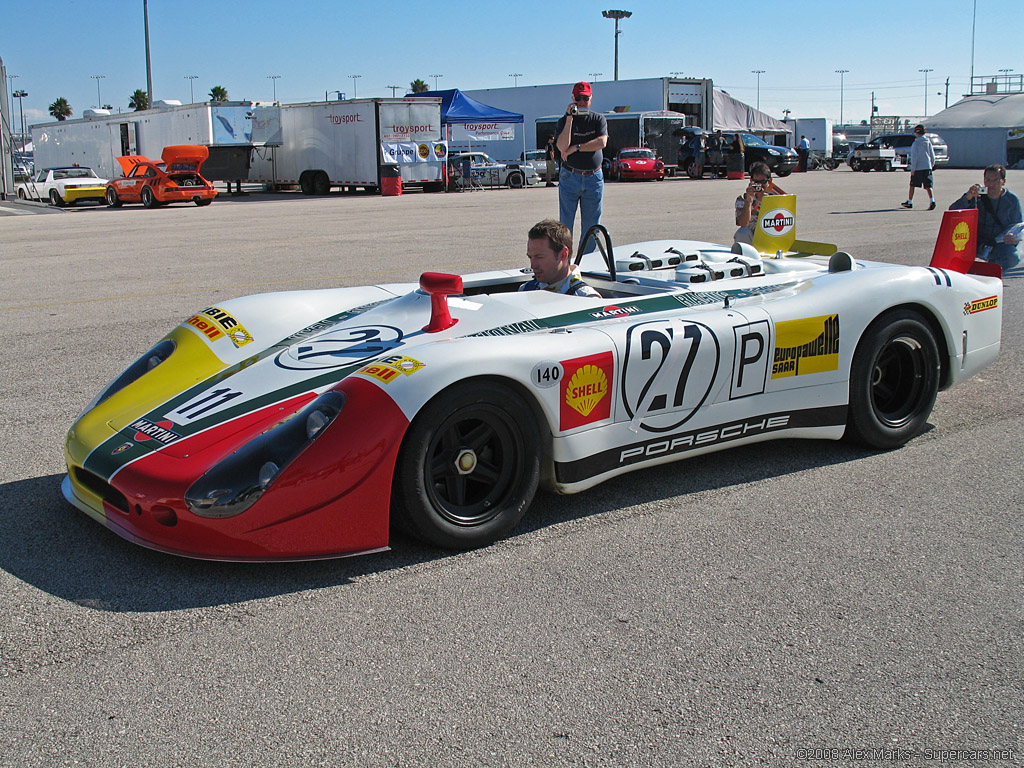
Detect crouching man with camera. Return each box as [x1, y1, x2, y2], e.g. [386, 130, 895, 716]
[555, 81, 608, 253]
[734, 161, 787, 245]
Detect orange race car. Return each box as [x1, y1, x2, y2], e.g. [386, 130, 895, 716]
[106, 145, 218, 208]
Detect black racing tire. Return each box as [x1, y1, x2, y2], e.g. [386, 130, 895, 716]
[105, 187, 121, 208]
[392, 381, 541, 550]
[18, 188, 28, 200]
[141, 185, 158, 208]
[194, 198, 213, 206]
[775, 168, 792, 177]
[507, 171, 524, 188]
[49, 189, 65, 207]
[312, 171, 331, 195]
[844, 310, 940, 450]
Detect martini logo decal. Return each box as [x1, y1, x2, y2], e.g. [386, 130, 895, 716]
[759, 209, 795, 236]
[129, 418, 182, 445]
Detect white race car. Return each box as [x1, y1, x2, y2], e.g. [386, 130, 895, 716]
[449, 152, 539, 188]
[62, 222, 1002, 561]
[16, 166, 109, 206]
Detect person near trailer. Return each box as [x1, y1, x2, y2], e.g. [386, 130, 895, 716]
[544, 135, 558, 187]
[519, 219, 601, 297]
[707, 130, 724, 178]
[949, 164, 1021, 270]
[901, 124, 936, 210]
[555, 82, 609, 253]
[797, 135, 810, 172]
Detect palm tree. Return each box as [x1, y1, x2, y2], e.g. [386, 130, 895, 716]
[48, 97, 73, 121]
[409, 79, 429, 94]
[209, 85, 229, 101]
[129, 89, 149, 111]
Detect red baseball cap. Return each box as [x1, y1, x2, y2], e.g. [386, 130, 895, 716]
[573, 82, 592, 98]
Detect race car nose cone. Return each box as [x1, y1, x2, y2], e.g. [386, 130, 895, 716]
[455, 448, 477, 475]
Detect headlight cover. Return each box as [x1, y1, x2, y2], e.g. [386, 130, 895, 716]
[93, 338, 176, 407]
[184, 390, 346, 519]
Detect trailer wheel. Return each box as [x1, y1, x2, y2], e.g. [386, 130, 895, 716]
[299, 172, 313, 195]
[312, 171, 331, 195]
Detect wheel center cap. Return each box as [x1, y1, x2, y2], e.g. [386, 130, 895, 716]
[455, 448, 477, 475]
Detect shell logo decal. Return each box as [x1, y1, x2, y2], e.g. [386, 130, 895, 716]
[952, 221, 971, 252]
[559, 352, 614, 431]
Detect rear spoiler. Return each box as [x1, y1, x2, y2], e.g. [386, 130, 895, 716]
[929, 208, 1002, 278]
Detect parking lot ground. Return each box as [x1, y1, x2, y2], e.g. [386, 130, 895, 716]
[1, 168, 1021, 767]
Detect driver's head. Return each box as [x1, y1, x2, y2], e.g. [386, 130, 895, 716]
[527, 219, 573, 285]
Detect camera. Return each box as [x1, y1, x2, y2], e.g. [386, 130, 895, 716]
[569, 105, 579, 116]
[978, 185, 987, 194]
[751, 183, 763, 192]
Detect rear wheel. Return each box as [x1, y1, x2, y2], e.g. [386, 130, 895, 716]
[312, 171, 330, 195]
[18, 188, 27, 200]
[105, 187, 121, 208]
[141, 186, 158, 208]
[392, 382, 541, 550]
[686, 161, 700, 179]
[49, 189, 64, 207]
[882, 160, 892, 172]
[195, 198, 213, 206]
[507, 171, 524, 188]
[845, 310, 940, 449]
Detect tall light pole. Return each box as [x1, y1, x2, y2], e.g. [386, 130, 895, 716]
[6, 74, 18, 130]
[970, 0, 977, 93]
[184, 75, 198, 103]
[751, 69, 765, 111]
[598, 9, 630, 81]
[13, 89, 28, 144]
[429, 74, 443, 90]
[267, 75, 281, 102]
[91, 75, 105, 109]
[589, 73, 603, 82]
[144, 0, 153, 106]
[919, 68, 933, 116]
[348, 74, 361, 98]
[509, 73, 522, 87]
[999, 68, 1014, 90]
[835, 69, 849, 126]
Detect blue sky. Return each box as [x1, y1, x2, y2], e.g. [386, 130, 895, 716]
[2, 0, 1019, 129]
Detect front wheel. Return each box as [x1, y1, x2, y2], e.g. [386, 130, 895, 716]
[844, 310, 940, 449]
[775, 168, 792, 177]
[850, 158, 862, 172]
[392, 382, 541, 549]
[194, 198, 213, 206]
[882, 160, 892, 172]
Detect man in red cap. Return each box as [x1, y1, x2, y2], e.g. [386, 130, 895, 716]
[555, 81, 608, 252]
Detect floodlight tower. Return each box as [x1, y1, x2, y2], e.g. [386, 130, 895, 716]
[602, 10, 632, 81]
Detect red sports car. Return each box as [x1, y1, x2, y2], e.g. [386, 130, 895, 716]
[610, 147, 665, 181]
[106, 145, 218, 208]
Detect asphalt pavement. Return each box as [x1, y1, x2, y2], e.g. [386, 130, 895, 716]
[1, 168, 1021, 767]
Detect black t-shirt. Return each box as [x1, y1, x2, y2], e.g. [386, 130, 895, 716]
[555, 111, 609, 171]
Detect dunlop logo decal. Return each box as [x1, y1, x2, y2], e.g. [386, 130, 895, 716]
[964, 296, 998, 315]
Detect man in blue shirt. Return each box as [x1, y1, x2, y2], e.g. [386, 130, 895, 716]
[901, 125, 936, 210]
[949, 164, 1022, 270]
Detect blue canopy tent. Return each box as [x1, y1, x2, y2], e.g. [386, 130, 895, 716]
[407, 89, 526, 156]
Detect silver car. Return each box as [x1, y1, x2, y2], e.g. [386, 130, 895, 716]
[449, 152, 539, 188]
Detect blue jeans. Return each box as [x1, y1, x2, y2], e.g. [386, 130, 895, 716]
[559, 167, 604, 253]
[979, 243, 1020, 270]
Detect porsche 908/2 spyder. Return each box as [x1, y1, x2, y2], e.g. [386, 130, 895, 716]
[105, 145, 218, 208]
[63, 219, 1002, 561]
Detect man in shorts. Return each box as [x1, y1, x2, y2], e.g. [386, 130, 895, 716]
[519, 219, 601, 297]
[901, 125, 936, 210]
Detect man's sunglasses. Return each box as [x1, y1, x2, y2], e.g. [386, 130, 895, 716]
[574, 95, 591, 102]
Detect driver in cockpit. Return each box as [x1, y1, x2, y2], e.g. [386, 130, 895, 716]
[520, 219, 601, 298]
